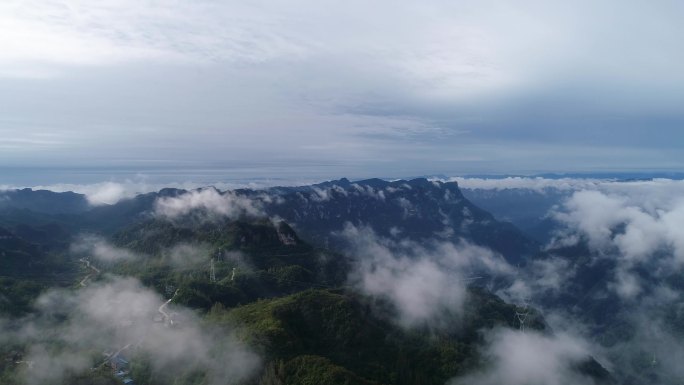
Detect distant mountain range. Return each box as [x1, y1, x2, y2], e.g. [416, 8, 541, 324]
[0, 178, 539, 261]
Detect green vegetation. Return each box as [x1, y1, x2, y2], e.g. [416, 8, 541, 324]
[0, 191, 610, 385]
[267, 355, 378, 385]
[0, 278, 46, 316]
[107, 218, 348, 311]
[0, 213, 556, 385]
[207, 288, 539, 385]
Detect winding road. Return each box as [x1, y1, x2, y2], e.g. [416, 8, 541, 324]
[158, 289, 179, 326]
[79, 257, 101, 287]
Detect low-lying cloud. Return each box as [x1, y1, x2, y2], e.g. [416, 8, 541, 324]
[450, 328, 596, 385]
[71, 235, 227, 271]
[71, 234, 140, 263]
[154, 188, 266, 220]
[551, 189, 684, 299]
[162, 242, 212, 267]
[9, 178, 321, 206]
[499, 256, 577, 304]
[449, 176, 684, 196]
[29, 181, 145, 206]
[553, 190, 684, 262]
[448, 177, 605, 192]
[479, 178, 684, 384]
[340, 223, 513, 327]
[453, 176, 684, 304]
[2, 276, 260, 385]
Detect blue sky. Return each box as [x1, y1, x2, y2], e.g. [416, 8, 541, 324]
[1, 1, 683, 183]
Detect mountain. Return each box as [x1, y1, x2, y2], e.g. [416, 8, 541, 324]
[78, 188, 185, 233]
[107, 217, 347, 310]
[0, 226, 71, 278]
[0, 179, 617, 385]
[92, 215, 609, 385]
[0, 188, 89, 215]
[257, 178, 538, 263]
[0, 226, 76, 316]
[0, 178, 539, 263]
[209, 287, 608, 385]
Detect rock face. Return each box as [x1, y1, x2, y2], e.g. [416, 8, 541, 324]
[257, 178, 538, 263]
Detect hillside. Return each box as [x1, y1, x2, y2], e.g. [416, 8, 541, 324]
[0, 179, 618, 385]
[209, 288, 607, 385]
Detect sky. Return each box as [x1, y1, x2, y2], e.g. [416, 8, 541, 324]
[1, 0, 683, 184]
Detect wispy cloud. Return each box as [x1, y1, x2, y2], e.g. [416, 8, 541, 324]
[154, 188, 266, 220]
[71, 234, 140, 262]
[450, 328, 596, 385]
[340, 223, 513, 327]
[8, 178, 319, 205]
[0, 0, 313, 78]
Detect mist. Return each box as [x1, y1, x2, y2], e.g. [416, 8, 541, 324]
[154, 188, 267, 220]
[450, 328, 596, 385]
[340, 223, 513, 327]
[1, 276, 260, 385]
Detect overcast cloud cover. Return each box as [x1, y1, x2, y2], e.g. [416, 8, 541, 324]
[1, 0, 683, 182]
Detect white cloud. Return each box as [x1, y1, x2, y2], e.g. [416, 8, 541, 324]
[457, 176, 684, 383]
[450, 328, 596, 385]
[154, 188, 265, 219]
[609, 267, 642, 300]
[499, 256, 576, 304]
[553, 190, 684, 264]
[13, 178, 319, 205]
[451, 177, 684, 301]
[71, 235, 227, 270]
[340, 223, 513, 327]
[27, 181, 145, 205]
[3, 276, 260, 385]
[71, 234, 139, 262]
[80, 182, 131, 205]
[529, 180, 684, 300]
